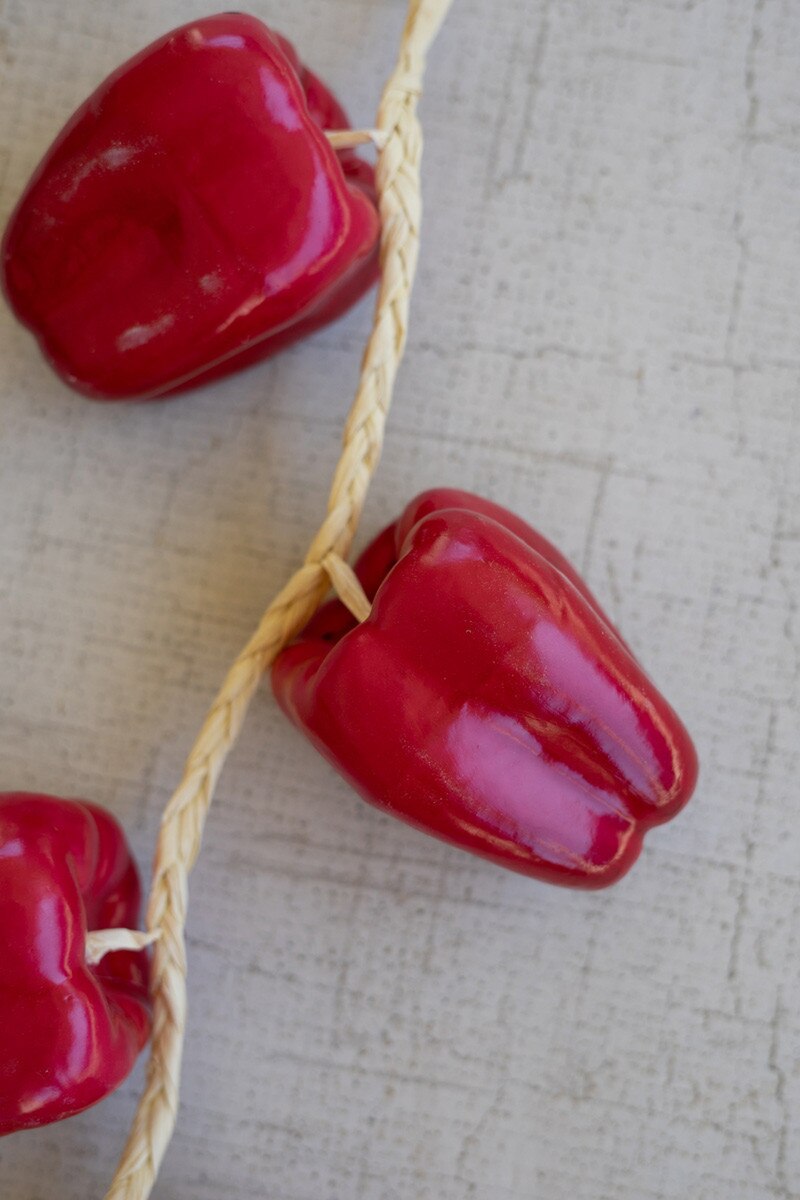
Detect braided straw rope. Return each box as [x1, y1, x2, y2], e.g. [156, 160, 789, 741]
[104, 2, 454, 1196]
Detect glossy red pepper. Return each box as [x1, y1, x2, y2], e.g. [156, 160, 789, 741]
[0, 793, 150, 1134]
[272, 490, 698, 888]
[1, 14, 380, 400]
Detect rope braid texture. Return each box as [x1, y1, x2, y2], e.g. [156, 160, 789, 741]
[104, 2, 454, 1196]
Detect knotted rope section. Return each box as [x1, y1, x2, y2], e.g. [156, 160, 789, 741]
[104, 1, 454, 1197]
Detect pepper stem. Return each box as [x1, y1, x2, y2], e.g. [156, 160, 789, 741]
[85, 927, 160, 966]
[322, 552, 373, 622]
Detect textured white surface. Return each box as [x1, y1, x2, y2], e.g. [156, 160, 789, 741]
[0, 2, 798, 1198]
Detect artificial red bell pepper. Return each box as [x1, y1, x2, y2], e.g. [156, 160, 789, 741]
[1, 14, 380, 400]
[0, 793, 151, 1134]
[272, 490, 698, 888]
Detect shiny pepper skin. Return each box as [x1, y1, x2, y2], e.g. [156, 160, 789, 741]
[0, 794, 151, 1134]
[1, 14, 380, 400]
[272, 490, 698, 888]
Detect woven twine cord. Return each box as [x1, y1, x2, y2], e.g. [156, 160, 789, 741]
[102, 1, 454, 1197]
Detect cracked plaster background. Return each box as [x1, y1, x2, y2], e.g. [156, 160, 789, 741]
[0, 1, 798, 1198]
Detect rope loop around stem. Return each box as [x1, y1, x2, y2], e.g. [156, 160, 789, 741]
[322, 552, 372, 622]
[325, 128, 389, 151]
[104, 3, 454, 1197]
[85, 929, 160, 966]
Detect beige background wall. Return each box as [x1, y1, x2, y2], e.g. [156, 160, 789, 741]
[1, 2, 798, 1197]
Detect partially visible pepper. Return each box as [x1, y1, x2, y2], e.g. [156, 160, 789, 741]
[273, 489, 698, 888]
[1, 14, 380, 400]
[0, 793, 151, 1134]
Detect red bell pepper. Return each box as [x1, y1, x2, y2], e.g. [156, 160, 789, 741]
[272, 489, 698, 888]
[1, 14, 380, 400]
[0, 793, 151, 1134]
